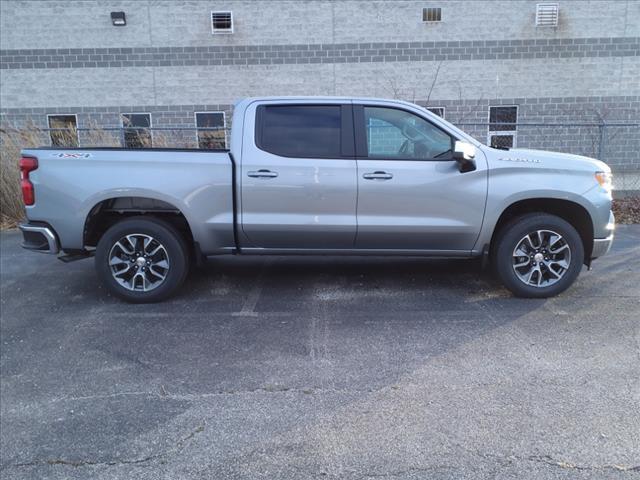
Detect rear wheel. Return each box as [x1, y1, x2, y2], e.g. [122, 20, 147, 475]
[95, 217, 189, 303]
[493, 213, 584, 298]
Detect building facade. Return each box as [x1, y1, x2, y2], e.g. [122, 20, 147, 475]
[1, 0, 638, 170]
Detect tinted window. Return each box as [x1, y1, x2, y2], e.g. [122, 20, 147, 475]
[259, 105, 342, 158]
[364, 107, 453, 160]
[122, 113, 152, 148]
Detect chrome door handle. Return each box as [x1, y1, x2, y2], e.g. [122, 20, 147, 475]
[247, 169, 278, 178]
[363, 171, 393, 180]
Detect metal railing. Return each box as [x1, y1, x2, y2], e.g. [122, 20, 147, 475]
[456, 122, 640, 164]
[2, 121, 638, 175]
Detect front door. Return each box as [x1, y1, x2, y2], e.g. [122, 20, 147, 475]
[354, 104, 488, 251]
[240, 103, 357, 249]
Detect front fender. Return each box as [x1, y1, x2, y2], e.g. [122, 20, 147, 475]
[473, 165, 605, 252]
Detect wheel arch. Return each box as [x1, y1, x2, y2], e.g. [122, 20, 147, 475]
[83, 195, 195, 250]
[489, 198, 594, 262]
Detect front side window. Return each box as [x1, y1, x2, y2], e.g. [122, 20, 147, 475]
[48, 114, 79, 147]
[195, 112, 226, 149]
[363, 106, 453, 160]
[121, 113, 152, 148]
[258, 105, 342, 158]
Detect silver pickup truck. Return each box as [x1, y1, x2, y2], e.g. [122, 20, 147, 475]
[19, 97, 614, 302]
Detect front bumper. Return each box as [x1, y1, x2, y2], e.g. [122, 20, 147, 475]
[591, 210, 615, 259]
[591, 234, 614, 259]
[19, 223, 60, 254]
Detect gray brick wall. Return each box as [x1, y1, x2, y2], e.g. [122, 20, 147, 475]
[2, 37, 637, 70]
[0, 0, 638, 170]
[2, 1, 639, 49]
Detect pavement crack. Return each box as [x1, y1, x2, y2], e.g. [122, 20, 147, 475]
[452, 444, 640, 474]
[42, 385, 355, 405]
[355, 465, 455, 479]
[7, 424, 205, 470]
[528, 455, 640, 472]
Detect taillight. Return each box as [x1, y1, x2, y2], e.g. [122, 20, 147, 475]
[20, 156, 38, 206]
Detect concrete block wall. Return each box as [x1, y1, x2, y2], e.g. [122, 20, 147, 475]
[1, 0, 638, 169]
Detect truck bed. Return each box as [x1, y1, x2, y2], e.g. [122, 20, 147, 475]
[21, 147, 236, 255]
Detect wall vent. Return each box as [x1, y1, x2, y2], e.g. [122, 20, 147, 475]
[211, 11, 233, 34]
[536, 3, 559, 27]
[422, 7, 442, 22]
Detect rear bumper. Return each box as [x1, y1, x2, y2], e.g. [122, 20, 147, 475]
[19, 223, 60, 254]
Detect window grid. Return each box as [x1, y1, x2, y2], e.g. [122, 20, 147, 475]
[422, 7, 442, 22]
[536, 3, 559, 27]
[488, 105, 518, 149]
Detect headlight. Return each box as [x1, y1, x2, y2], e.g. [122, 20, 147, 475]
[595, 171, 613, 192]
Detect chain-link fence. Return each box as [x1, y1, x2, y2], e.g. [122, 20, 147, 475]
[1, 121, 638, 189]
[458, 122, 639, 171]
[458, 122, 640, 191]
[0, 126, 228, 150]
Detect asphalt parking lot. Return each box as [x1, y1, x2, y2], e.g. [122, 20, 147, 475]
[1, 226, 639, 480]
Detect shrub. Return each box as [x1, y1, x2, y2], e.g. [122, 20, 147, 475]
[0, 125, 43, 228]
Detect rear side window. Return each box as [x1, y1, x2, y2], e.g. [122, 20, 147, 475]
[257, 105, 342, 158]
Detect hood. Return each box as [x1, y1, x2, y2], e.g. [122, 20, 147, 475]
[496, 148, 611, 173]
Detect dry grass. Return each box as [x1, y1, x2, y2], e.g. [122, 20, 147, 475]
[0, 124, 122, 228]
[0, 124, 226, 228]
[613, 197, 640, 224]
[1, 124, 638, 229]
[0, 125, 39, 228]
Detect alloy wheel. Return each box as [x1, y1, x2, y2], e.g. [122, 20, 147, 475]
[108, 233, 170, 292]
[512, 229, 572, 288]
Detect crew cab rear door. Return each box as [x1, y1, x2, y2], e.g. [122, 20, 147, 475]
[239, 101, 357, 249]
[353, 103, 488, 252]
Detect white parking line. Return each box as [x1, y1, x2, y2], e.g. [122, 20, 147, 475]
[232, 258, 271, 317]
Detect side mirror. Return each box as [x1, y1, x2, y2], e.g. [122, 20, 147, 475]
[452, 141, 477, 173]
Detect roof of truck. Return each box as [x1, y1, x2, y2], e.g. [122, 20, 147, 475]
[233, 96, 483, 147]
[235, 96, 421, 107]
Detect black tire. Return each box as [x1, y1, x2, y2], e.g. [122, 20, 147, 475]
[492, 213, 584, 298]
[95, 216, 190, 303]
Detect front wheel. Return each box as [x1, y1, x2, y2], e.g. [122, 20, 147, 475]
[493, 213, 584, 298]
[95, 217, 190, 303]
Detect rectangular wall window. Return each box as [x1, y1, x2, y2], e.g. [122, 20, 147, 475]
[427, 107, 445, 118]
[195, 112, 226, 149]
[48, 114, 79, 147]
[211, 11, 233, 33]
[536, 3, 559, 27]
[488, 106, 518, 149]
[121, 113, 152, 148]
[422, 7, 442, 22]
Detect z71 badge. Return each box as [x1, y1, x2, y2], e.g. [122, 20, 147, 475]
[51, 152, 92, 159]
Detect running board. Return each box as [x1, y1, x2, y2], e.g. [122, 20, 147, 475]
[58, 251, 94, 263]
